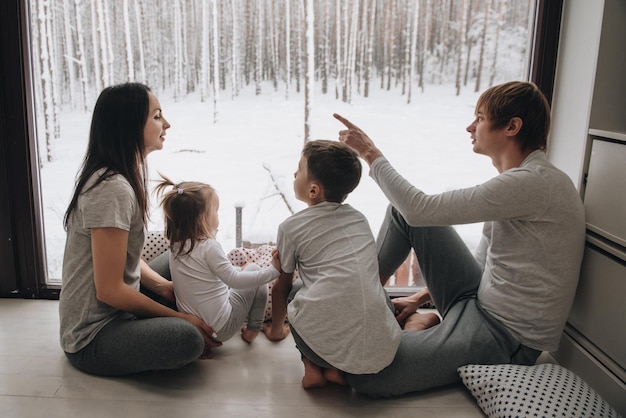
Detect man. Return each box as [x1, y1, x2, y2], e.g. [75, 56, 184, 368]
[334, 81, 585, 397]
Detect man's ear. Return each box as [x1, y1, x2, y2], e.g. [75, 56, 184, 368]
[505, 117, 523, 137]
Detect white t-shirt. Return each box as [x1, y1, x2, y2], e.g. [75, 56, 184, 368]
[60, 171, 144, 353]
[170, 239, 279, 333]
[277, 201, 402, 374]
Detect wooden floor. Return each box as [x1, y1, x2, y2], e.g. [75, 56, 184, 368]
[0, 299, 485, 417]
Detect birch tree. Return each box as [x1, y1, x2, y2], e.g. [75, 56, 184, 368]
[62, 0, 77, 109]
[363, 0, 376, 98]
[419, 0, 431, 92]
[36, 0, 61, 162]
[303, 0, 314, 143]
[334, 0, 343, 100]
[74, 0, 90, 110]
[284, 0, 291, 99]
[123, 0, 135, 81]
[489, 0, 504, 86]
[475, 0, 491, 92]
[437, 0, 450, 84]
[212, 0, 220, 122]
[255, 1, 263, 95]
[133, 0, 146, 82]
[230, 0, 240, 98]
[455, 0, 468, 96]
[406, 0, 419, 104]
[200, 0, 210, 101]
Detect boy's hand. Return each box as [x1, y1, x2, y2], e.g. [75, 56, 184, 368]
[270, 248, 281, 272]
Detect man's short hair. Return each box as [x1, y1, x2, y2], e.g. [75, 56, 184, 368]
[476, 81, 551, 152]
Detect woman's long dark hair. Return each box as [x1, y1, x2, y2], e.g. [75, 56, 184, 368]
[63, 82, 152, 228]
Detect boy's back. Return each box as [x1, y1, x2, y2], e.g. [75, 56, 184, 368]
[277, 201, 401, 374]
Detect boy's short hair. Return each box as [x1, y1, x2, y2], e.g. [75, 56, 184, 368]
[476, 81, 551, 152]
[302, 140, 362, 203]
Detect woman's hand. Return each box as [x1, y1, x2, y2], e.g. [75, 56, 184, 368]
[180, 313, 222, 359]
[153, 280, 175, 302]
[334, 113, 384, 165]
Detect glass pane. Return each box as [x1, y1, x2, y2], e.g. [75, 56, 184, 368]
[30, 0, 537, 286]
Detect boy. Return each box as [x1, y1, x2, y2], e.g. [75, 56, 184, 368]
[265, 140, 402, 389]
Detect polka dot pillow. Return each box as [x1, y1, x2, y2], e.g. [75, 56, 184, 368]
[228, 245, 299, 322]
[142, 231, 169, 263]
[457, 363, 621, 418]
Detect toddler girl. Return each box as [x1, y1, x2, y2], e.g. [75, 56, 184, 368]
[156, 175, 281, 343]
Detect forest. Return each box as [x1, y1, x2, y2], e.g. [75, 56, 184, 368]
[30, 0, 534, 162]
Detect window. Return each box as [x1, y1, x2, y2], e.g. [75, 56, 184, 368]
[0, 0, 561, 296]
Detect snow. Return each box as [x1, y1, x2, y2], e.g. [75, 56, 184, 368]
[41, 83, 496, 282]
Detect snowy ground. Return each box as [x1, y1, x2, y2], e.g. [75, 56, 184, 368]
[41, 83, 495, 282]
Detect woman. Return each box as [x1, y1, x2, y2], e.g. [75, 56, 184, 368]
[59, 82, 220, 376]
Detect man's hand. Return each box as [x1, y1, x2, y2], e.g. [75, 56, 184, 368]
[392, 288, 434, 325]
[334, 113, 384, 165]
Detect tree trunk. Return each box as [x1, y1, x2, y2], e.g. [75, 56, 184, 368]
[489, 0, 504, 86]
[363, 0, 375, 98]
[407, 0, 419, 104]
[122, 0, 135, 81]
[255, 0, 263, 95]
[303, 0, 314, 143]
[212, 0, 220, 122]
[285, 0, 291, 99]
[455, 0, 467, 96]
[134, 0, 146, 83]
[200, 0, 209, 101]
[475, 0, 490, 92]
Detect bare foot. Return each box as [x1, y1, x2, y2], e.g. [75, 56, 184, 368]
[323, 368, 347, 386]
[404, 312, 441, 331]
[262, 321, 291, 341]
[241, 327, 259, 344]
[302, 357, 327, 389]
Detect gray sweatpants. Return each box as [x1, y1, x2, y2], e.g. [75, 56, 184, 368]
[345, 205, 540, 397]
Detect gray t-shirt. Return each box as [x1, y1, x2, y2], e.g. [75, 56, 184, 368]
[59, 171, 145, 353]
[370, 151, 586, 351]
[277, 201, 402, 374]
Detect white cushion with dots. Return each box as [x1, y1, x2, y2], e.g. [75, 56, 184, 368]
[457, 363, 621, 418]
[228, 245, 299, 322]
[141, 231, 169, 263]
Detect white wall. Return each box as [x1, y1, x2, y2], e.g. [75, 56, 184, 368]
[547, 0, 604, 189]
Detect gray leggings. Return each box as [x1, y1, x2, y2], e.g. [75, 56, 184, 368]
[214, 264, 269, 342]
[345, 205, 540, 397]
[64, 253, 204, 376]
[64, 314, 204, 376]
